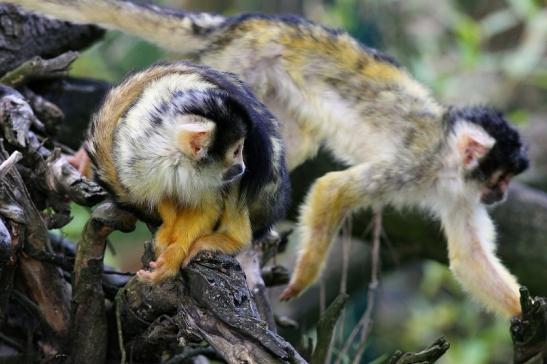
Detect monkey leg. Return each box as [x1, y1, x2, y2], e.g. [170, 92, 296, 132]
[182, 205, 251, 266]
[280, 164, 379, 300]
[181, 232, 250, 266]
[138, 205, 219, 283]
[153, 199, 180, 256]
[442, 205, 521, 316]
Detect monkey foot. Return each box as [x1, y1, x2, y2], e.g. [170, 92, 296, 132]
[279, 284, 301, 301]
[136, 257, 177, 283]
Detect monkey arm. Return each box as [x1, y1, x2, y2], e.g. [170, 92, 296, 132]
[138, 199, 222, 283]
[442, 204, 521, 316]
[281, 164, 374, 300]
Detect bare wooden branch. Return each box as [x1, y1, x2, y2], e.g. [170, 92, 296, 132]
[238, 246, 277, 332]
[0, 52, 79, 87]
[0, 150, 21, 177]
[352, 212, 383, 363]
[71, 201, 136, 364]
[29, 77, 111, 149]
[387, 337, 450, 364]
[0, 4, 104, 76]
[0, 144, 70, 356]
[334, 212, 382, 364]
[0, 85, 39, 148]
[21, 86, 64, 135]
[118, 251, 306, 363]
[45, 148, 107, 206]
[511, 287, 547, 363]
[0, 218, 18, 321]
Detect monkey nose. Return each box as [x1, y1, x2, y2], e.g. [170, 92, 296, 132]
[223, 164, 245, 183]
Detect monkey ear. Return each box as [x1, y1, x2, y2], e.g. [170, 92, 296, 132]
[177, 121, 216, 159]
[456, 125, 495, 170]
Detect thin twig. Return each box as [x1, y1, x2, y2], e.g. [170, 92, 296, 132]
[352, 211, 382, 364]
[0, 331, 24, 351]
[319, 278, 326, 315]
[340, 215, 352, 295]
[0, 52, 79, 86]
[310, 293, 349, 364]
[330, 215, 353, 363]
[0, 151, 22, 178]
[381, 226, 400, 266]
[116, 290, 127, 364]
[335, 211, 383, 364]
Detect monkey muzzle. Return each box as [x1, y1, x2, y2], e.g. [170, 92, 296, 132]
[481, 188, 507, 205]
[223, 163, 245, 183]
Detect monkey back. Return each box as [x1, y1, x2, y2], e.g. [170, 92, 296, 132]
[87, 62, 290, 238]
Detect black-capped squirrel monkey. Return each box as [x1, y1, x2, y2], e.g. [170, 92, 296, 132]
[87, 61, 289, 282]
[9, 0, 529, 315]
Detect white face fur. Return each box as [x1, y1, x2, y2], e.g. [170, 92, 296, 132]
[115, 112, 245, 208]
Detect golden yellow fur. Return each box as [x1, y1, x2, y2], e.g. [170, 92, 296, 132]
[142, 194, 250, 282]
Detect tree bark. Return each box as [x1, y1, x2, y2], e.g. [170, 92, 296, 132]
[117, 250, 306, 363]
[0, 4, 103, 75]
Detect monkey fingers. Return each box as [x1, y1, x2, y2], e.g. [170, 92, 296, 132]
[66, 146, 92, 178]
[137, 243, 188, 283]
[136, 257, 167, 282]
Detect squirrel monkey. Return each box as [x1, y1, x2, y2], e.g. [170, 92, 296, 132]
[9, 0, 529, 315]
[86, 62, 289, 282]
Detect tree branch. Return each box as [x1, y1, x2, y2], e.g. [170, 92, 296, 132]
[70, 201, 136, 364]
[117, 250, 306, 363]
[0, 4, 103, 76]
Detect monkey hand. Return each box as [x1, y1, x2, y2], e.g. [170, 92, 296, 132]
[136, 256, 179, 283]
[66, 146, 92, 178]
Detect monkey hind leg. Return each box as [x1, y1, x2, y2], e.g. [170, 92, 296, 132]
[281, 164, 377, 301]
[182, 233, 250, 266]
[139, 205, 203, 283]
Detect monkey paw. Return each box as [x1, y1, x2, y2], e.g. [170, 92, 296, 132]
[136, 257, 177, 283]
[279, 284, 301, 301]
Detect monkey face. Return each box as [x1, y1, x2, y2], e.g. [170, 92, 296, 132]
[480, 171, 512, 205]
[222, 138, 246, 183]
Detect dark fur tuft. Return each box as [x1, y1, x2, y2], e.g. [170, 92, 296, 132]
[447, 106, 529, 181]
[194, 67, 282, 203]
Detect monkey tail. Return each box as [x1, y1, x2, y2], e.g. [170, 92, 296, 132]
[8, 0, 226, 54]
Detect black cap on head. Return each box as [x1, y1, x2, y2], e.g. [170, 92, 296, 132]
[446, 106, 529, 181]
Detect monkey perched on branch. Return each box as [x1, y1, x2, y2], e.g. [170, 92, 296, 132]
[87, 61, 290, 282]
[9, 0, 529, 315]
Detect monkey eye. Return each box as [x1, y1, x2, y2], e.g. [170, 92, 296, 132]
[233, 145, 241, 157]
